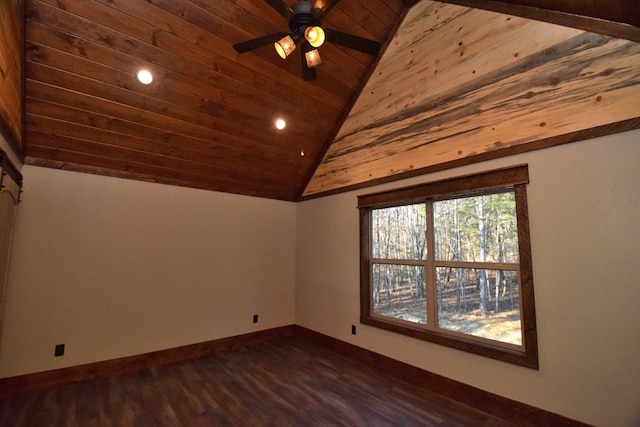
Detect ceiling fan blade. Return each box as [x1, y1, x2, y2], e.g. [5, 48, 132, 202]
[303, 63, 317, 81]
[312, 0, 341, 21]
[301, 43, 317, 81]
[264, 0, 294, 19]
[233, 31, 288, 53]
[324, 29, 380, 55]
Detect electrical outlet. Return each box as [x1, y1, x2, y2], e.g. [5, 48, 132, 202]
[253, 314, 259, 323]
[351, 325, 356, 335]
[54, 344, 65, 357]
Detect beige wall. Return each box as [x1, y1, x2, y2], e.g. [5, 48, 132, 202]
[296, 129, 640, 427]
[0, 166, 297, 376]
[1, 130, 639, 426]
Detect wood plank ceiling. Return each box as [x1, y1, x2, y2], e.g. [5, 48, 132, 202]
[24, 0, 409, 201]
[21, 0, 640, 201]
[303, 1, 640, 196]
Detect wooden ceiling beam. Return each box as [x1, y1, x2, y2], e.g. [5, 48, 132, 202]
[437, 0, 640, 42]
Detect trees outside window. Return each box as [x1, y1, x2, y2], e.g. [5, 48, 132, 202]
[358, 165, 538, 369]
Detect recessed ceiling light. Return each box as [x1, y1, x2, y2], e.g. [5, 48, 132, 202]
[275, 118, 286, 130]
[137, 69, 153, 84]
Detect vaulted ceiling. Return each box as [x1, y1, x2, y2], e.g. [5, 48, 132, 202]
[7, 0, 640, 200]
[21, 0, 409, 201]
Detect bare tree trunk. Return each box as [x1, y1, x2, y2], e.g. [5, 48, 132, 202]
[452, 199, 466, 310]
[495, 270, 501, 313]
[495, 222, 502, 313]
[477, 197, 489, 313]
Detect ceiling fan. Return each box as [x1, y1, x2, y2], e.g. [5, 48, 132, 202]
[233, 0, 381, 81]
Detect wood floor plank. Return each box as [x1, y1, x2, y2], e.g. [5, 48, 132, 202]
[0, 337, 516, 426]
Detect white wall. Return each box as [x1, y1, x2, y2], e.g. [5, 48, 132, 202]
[296, 129, 640, 427]
[0, 166, 297, 377]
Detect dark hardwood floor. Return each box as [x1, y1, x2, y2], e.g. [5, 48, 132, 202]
[0, 337, 516, 426]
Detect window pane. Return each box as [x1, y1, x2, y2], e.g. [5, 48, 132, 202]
[372, 204, 426, 260]
[434, 192, 519, 263]
[372, 263, 426, 324]
[436, 267, 521, 345]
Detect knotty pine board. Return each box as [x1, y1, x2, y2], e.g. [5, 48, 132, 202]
[304, 0, 640, 196]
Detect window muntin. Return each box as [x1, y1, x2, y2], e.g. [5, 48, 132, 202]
[359, 165, 538, 369]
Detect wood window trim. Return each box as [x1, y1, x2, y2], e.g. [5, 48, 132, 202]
[358, 165, 539, 369]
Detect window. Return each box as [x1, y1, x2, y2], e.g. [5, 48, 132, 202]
[359, 165, 538, 369]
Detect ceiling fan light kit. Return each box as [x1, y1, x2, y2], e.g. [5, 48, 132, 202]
[305, 49, 322, 67]
[275, 35, 297, 59]
[233, 0, 381, 80]
[274, 26, 323, 60]
[305, 26, 325, 48]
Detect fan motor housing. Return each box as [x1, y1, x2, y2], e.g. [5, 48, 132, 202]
[289, 1, 317, 33]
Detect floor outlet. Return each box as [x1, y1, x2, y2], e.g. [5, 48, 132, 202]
[351, 325, 356, 335]
[54, 344, 65, 357]
[253, 314, 259, 323]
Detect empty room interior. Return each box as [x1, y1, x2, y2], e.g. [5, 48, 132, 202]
[0, 0, 639, 426]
